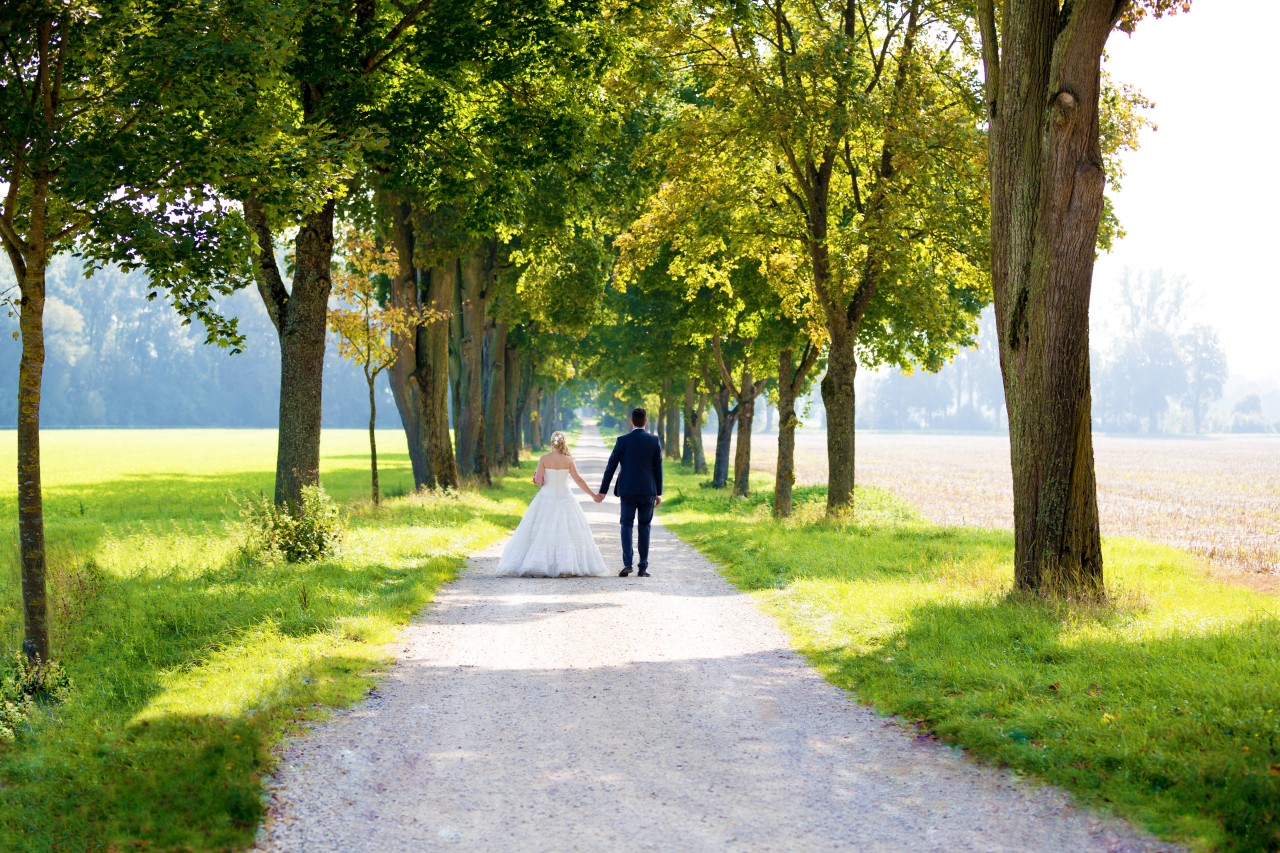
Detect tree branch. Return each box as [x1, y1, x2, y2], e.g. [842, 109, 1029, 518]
[711, 336, 741, 397]
[243, 194, 289, 333]
[363, 0, 435, 73]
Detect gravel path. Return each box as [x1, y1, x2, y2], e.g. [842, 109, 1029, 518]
[254, 425, 1176, 852]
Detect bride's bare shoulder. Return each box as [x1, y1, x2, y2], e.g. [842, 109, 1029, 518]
[541, 451, 572, 469]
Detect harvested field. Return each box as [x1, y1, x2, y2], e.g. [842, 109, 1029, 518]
[706, 428, 1280, 587]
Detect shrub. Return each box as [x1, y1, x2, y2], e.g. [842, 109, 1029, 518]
[0, 653, 72, 744]
[240, 484, 345, 563]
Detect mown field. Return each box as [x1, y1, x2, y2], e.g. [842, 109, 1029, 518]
[661, 466, 1280, 853]
[0, 429, 536, 851]
[726, 429, 1280, 588]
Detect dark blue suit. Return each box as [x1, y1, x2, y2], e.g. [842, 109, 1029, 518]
[599, 428, 663, 570]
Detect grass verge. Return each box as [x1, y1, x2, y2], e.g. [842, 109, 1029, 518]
[660, 466, 1280, 853]
[0, 429, 534, 851]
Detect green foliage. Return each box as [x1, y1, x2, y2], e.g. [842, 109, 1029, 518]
[661, 466, 1280, 853]
[240, 485, 346, 564]
[0, 652, 72, 744]
[0, 429, 537, 849]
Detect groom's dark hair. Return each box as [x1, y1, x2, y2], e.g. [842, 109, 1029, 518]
[631, 407, 647, 427]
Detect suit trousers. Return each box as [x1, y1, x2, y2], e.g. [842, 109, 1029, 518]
[619, 496, 655, 570]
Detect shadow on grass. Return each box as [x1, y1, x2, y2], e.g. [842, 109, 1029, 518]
[0, 473, 532, 850]
[664, 478, 1280, 852]
[809, 602, 1280, 852]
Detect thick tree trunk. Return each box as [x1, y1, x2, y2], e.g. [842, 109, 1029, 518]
[693, 391, 708, 474]
[486, 322, 507, 472]
[273, 201, 335, 509]
[681, 378, 701, 468]
[821, 329, 857, 512]
[773, 343, 818, 518]
[455, 251, 488, 482]
[731, 364, 757, 498]
[505, 343, 522, 466]
[415, 263, 459, 489]
[367, 373, 380, 504]
[980, 0, 1113, 596]
[774, 367, 799, 518]
[13, 232, 50, 662]
[709, 383, 738, 489]
[384, 195, 429, 488]
[527, 384, 543, 449]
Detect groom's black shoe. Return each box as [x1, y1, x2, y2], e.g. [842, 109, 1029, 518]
[619, 567, 633, 577]
[637, 569, 650, 577]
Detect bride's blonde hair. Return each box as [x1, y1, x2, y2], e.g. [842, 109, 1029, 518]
[549, 431, 571, 457]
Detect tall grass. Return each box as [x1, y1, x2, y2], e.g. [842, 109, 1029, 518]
[0, 429, 534, 850]
[661, 471, 1280, 853]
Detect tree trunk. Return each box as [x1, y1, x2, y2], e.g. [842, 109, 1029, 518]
[762, 397, 774, 434]
[505, 343, 523, 465]
[681, 378, 700, 467]
[775, 359, 799, 518]
[979, 0, 1112, 596]
[12, 220, 50, 662]
[731, 363, 758, 498]
[455, 251, 488, 482]
[774, 344, 819, 518]
[657, 379, 669, 457]
[665, 385, 681, 460]
[272, 201, 335, 509]
[384, 194, 429, 488]
[486, 321, 507, 472]
[527, 384, 543, 449]
[367, 372, 380, 504]
[709, 382, 738, 489]
[414, 263, 458, 489]
[821, 328, 857, 512]
[693, 391, 708, 474]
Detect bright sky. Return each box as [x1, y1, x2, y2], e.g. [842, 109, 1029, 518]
[1095, 0, 1280, 381]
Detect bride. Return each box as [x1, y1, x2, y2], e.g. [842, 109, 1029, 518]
[496, 431, 608, 578]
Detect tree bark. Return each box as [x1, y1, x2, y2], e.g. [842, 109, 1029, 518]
[10, 203, 50, 662]
[979, 0, 1114, 596]
[505, 342, 523, 465]
[486, 321, 508, 472]
[821, 327, 857, 512]
[384, 194, 429, 488]
[246, 195, 335, 510]
[706, 373, 738, 489]
[682, 378, 705, 470]
[367, 371, 380, 504]
[455, 250, 489, 482]
[731, 362, 757, 498]
[413, 263, 459, 490]
[774, 343, 820, 518]
[527, 384, 543, 449]
[665, 383, 681, 460]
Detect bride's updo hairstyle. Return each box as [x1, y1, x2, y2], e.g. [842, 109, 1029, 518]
[550, 431, 571, 457]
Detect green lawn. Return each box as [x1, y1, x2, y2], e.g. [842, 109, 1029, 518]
[0, 429, 536, 851]
[660, 468, 1280, 853]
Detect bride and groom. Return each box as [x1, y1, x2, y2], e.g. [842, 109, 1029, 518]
[496, 408, 664, 578]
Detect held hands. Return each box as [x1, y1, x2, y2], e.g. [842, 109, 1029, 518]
[655, 496, 662, 508]
[593, 492, 606, 503]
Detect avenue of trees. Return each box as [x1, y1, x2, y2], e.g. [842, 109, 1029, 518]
[3, 0, 1192, 661]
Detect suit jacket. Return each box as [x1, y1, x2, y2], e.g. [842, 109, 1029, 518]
[600, 428, 663, 499]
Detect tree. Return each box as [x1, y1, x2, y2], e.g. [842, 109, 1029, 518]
[239, 0, 444, 510]
[329, 228, 432, 503]
[0, 2, 261, 661]
[634, 0, 990, 513]
[1180, 324, 1227, 435]
[975, 0, 1186, 595]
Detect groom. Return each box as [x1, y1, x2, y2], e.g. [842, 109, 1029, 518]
[596, 408, 663, 577]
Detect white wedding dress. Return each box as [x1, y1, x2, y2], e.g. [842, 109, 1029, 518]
[497, 468, 608, 577]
